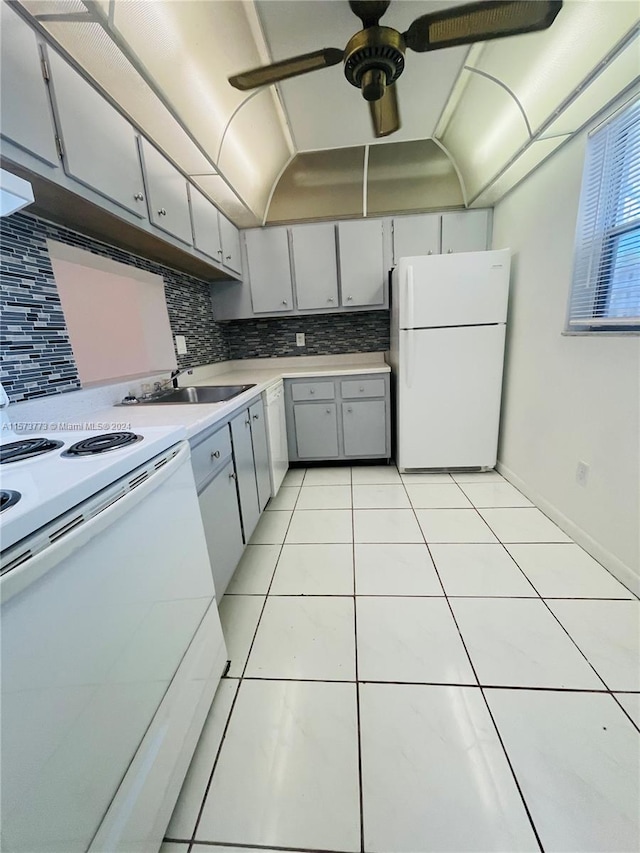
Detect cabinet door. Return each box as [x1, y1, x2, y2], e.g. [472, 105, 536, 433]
[190, 186, 223, 261]
[441, 210, 490, 254]
[47, 49, 147, 218]
[249, 398, 272, 511]
[393, 214, 440, 263]
[294, 403, 339, 459]
[291, 222, 339, 311]
[139, 138, 193, 245]
[342, 400, 387, 457]
[337, 219, 385, 307]
[198, 460, 245, 599]
[230, 409, 260, 542]
[218, 213, 242, 274]
[245, 227, 293, 313]
[0, 4, 59, 167]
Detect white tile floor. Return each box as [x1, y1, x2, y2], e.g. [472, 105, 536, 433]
[164, 465, 640, 853]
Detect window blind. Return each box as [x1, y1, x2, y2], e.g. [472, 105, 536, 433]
[567, 98, 640, 329]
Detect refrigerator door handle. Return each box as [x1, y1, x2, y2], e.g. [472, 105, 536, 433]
[405, 329, 414, 389]
[406, 264, 415, 329]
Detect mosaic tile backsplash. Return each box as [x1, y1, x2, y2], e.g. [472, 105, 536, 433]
[1, 212, 390, 403]
[225, 312, 390, 360]
[1, 212, 228, 402]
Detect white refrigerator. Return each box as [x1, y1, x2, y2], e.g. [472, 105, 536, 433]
[390, 249, 510, 472]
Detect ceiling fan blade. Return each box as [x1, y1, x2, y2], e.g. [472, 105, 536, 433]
[404, 0, 562, 53]
[229, 47, 344, 91]
[349, 0, 391, 28]
[369, 83, 400, 138]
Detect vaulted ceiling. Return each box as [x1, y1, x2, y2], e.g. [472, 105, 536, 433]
[13, 0, 640, 226]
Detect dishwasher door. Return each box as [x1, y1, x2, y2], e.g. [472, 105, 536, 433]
[265, 380, 289, 496]
[0, 443, 225, 853]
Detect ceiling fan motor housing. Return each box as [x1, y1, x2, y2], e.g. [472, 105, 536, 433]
[343, 27, 406, 101]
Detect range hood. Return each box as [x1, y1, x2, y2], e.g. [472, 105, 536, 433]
[0, 168, 34, 217]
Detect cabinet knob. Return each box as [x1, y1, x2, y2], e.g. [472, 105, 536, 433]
[427, 250, 432, 255]
[245, 419, 251, 426]
[226, 255, 231, 260]
[229, 471, 237, 480]
[253, 413, 259, 420]
[328, 297, 335, 303]
[210, 450, 220, 460]
[310, 389, 315, 394]
[158, 208, 167, 216]
[217, 249, 223, 255]
[347, 407, 353, 413]
[282, 300, 288, 305]
[346, 295, 353, 301]
[134, 192, 144, 201]
[326, 408, 331, 414]
[447, 248, 452, 254]
[359, 386, 364, 392]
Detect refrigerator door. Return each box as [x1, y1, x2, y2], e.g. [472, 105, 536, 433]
[397, 249, 510, 329]
[397, 324, 506, 470]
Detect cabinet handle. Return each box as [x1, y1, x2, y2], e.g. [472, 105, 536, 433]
[134, 192, 144, 201]
[253, 413, 259, 420]
[210, 450, 220, 460]
[158, 208, 167, 216]
[229, 471, 237, 480]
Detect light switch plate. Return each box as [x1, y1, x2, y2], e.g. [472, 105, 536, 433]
[175, 335, 187, 355]
[296, 332, 305, 347]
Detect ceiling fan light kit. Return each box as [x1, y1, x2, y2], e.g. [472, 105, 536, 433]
[228, 0, 563, 138]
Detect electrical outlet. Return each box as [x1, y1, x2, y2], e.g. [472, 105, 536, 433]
[296, 332, 306, 347]
[175, 335, 187, 355]
[576, 461, 589, 486]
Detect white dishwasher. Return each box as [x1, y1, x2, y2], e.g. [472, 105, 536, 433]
[264, 380, 289, 496]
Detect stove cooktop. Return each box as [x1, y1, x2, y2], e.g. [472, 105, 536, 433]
[0, 425, 186, 553]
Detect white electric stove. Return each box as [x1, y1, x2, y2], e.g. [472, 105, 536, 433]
[0, 425, 228, 853]
[0, 425, 185, 553]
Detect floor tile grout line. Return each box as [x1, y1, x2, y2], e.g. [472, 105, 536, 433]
[186, 838, 357, 853]
[188, 498, 299, 847]
[400, 472, 546, 853]
[350, 470, 366, 853]
[224, 592, 636, 600]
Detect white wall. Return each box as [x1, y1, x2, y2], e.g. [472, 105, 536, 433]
[492, 109, 640, 591]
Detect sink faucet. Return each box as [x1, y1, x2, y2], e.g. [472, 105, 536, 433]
[170, 367, 193, 388]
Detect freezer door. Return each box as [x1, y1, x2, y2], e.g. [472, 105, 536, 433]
[396, 249, 510, 328]
[397, 325, 506, 470]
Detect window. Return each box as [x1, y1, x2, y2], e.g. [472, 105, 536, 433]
[567, 98, 640, 331]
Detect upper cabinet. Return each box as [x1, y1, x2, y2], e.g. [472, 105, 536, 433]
[245, 227, 293, 313]
[46, 47, 147, 219]
[139, 138, 193, 246]
[0, 3, 59, 168]
[441, 210, 490, 254]
[190, 185, 223, 261]
[291, 223, 339, 311]
[218, 212, 242, 275]
[392, 214, 440, 263]
[337, 220, 386, 308]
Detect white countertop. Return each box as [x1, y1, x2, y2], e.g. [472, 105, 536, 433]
[89, 354, 391, 441]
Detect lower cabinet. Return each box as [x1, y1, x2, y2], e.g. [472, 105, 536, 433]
[249, 398, 272, 511]
[197, 459, 244, 600]
[230, 400, 273, 541]
[285, 373, 391, 462]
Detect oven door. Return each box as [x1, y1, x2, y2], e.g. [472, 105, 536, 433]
[0, 442, 226, 853]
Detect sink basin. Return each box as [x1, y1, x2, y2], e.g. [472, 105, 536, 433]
[138, 384, 256, 404]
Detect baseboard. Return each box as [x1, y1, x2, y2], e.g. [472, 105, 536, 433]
[496, 462, 640, 597]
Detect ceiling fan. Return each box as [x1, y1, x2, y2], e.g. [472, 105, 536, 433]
[229, 0, 562, 138]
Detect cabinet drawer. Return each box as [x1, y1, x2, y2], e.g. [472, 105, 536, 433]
[291, 381, 335, 401]
[341, 378, 386, 399]
[191, 427, 232, 490]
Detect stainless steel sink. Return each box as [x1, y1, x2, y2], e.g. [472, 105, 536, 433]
[137, 384, 256, 404]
